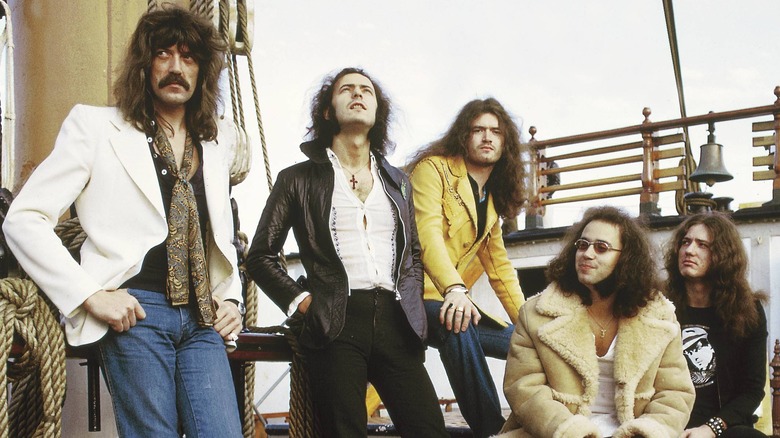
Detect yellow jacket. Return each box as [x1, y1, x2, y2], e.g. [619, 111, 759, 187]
[409, 155, 524, 326]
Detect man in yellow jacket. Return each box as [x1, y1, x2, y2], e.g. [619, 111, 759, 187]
[406, 98, 527, 438]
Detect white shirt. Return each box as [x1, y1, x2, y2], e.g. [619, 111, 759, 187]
[285, 150, 399, 315]
[590, 336, 620, 437]
[328, 148, 397, 292]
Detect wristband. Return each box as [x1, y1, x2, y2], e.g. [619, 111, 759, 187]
[444, 285, 468, 296]
[705, 417, 726, 437]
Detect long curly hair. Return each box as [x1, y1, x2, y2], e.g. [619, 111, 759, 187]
[113, 5, 226, 141]
[306, 67, 394, 156]
[546, 206, 660, 318]
[405, 98, 526, 218]
[663, 212, 767, 338]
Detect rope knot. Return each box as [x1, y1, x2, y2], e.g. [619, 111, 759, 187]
[0, 277, 66, 437]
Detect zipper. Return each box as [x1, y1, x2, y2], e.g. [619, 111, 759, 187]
[378, 169, 405, 301]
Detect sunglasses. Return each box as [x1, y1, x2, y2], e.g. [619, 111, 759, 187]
[574, 238, 621, 254]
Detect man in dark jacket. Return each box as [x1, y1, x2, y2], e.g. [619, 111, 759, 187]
[245, 67, 447, 437]
[664, 212, 768, 438]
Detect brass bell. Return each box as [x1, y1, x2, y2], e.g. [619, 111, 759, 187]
[690, 121, 733, 187]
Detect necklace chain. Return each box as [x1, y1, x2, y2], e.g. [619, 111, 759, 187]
[341, 161, 369, 176]
[586, 308, 615, 338]
[340, 161, 369, 190]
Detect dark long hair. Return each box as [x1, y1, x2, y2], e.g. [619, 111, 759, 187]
[405, 98, 526, 218]
[663, 212, 767, 338]
[113, 5, 226, 141]
[306, 67, 394, 156]
[546, 206, 660, 318]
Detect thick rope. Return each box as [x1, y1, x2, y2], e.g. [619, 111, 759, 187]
[235, 1, 271, 196]
[0, 278, 66, 438]
[189, 0, 215, 21]
[235, 229, 256, 438]
[54, 217, 86, 257]
[245, 324, 317, 438]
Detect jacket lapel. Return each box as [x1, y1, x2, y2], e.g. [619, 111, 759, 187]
[485, 193, 498, 235]
[613, 297, 678, 386]
[108, 118, 165, 218]
[535, 287, 600, 395]
[201, 141, 228, 231]
[446, 157, 479, 234]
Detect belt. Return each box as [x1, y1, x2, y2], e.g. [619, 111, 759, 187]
[351, 287, 394, 294]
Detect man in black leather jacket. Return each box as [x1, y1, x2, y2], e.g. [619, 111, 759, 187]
[246, 67, 447, 437]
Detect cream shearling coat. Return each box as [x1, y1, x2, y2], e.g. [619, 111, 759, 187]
[498, 283, 694, 438]
[3, 105, 242, 346]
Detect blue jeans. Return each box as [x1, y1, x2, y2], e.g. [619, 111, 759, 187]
[98, 289, 242, 438]
[424, 299, 514, 438]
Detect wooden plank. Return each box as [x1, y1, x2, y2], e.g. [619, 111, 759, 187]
[752, 120, 774, 132]
[753, 155, 775, 167]
[655, 180, 685, 192]
[228, 332, 294, 362]
[655, 147, 684, 160]
[753, 135, 775, 147]
[545, 140, 642, 161]
[540, 174, 640, 193]
[654, 167, 684, 178]
[541, 154, 642, 174]
[543, 133, 684, 162]
[541, 187, 643, 205]
[753, 170, 776, 181]
[655, 133, 686, 145]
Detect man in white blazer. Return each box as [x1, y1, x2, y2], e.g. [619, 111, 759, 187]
[3, 6, 243, 437]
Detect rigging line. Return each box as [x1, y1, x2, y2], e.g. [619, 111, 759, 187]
[663, 0, 700, 208]
[219, 1, 240, 125]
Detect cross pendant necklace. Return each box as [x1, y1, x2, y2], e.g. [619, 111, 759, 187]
[341, 161, 369, 190]
[587, 308, 615, 338]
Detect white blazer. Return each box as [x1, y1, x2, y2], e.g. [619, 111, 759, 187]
[3, 105, 242, 346]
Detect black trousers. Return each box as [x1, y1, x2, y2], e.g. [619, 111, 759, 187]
[304, 289, 448, 437]
[721, 425, 767, 437]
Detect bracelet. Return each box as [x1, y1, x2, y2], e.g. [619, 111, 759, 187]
[705, 417, 727, 437]
[444, 285, 468, 296]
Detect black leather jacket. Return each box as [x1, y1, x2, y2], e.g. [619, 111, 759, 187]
[245, 140, 427, 349]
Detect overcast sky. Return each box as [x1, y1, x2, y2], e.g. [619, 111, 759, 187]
[231, 0, 780, 235]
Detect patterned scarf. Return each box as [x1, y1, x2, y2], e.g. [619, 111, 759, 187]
[153, 123, 216, 326]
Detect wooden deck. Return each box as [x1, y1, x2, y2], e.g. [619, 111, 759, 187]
[262, 408, 495, 437]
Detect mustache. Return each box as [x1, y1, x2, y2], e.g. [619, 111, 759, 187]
[158, 73, 190, 91]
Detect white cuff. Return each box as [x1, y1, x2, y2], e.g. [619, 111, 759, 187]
[287, 291, 311, 316]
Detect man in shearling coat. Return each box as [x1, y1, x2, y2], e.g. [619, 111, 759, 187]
[499, 206, 695, 438]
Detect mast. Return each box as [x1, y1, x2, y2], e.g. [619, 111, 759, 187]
[8, 0, 147, 191]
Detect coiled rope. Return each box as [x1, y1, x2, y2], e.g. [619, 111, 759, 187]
[0, 278, 65, 438]
[244, 323, 317, 438]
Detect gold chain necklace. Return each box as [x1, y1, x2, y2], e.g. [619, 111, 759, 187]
[586, 308, 615, 338]
[340, 161, 369, 190]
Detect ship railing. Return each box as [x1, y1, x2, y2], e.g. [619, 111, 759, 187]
[522, 86, 780, 229]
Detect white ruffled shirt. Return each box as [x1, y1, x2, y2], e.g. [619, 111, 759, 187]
[327, 148, 397, 291]
[286, 149, 398, 315]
